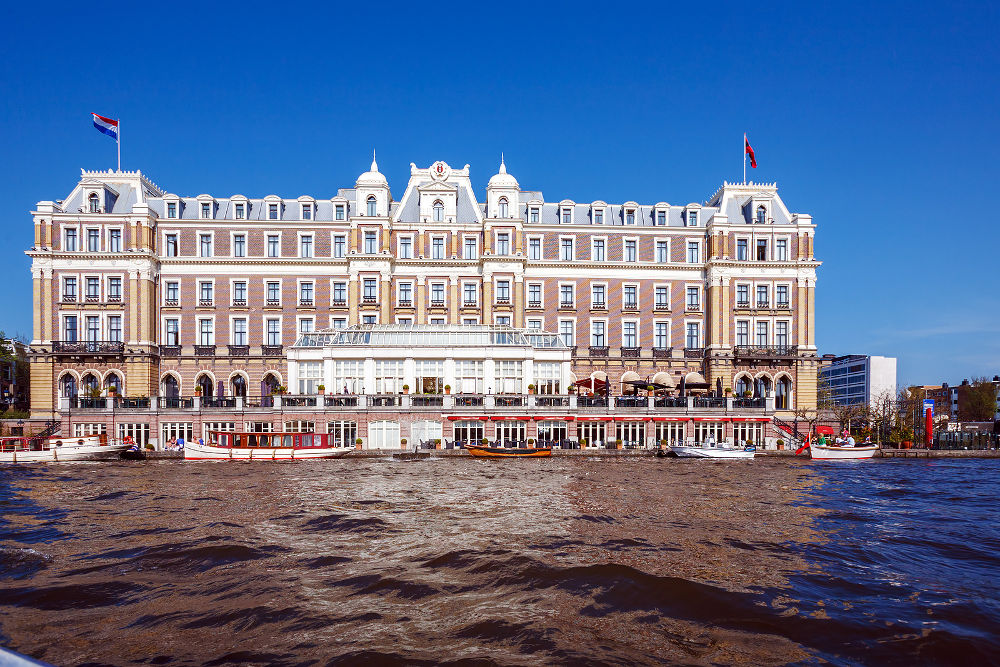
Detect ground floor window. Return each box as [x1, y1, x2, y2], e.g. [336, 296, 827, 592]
[615, 421, 646, 449]
[578, 422, 606, 448]
[327, 421, 357, 448]
[654, 422, 686, 446]
[733, 422, 765, 447]
[74, 423, 107, 436]
[454, 420, 483, 446]
[694, 421, 724, 445]
[536, 420, 568, 445]
[284, 420, 315, 433]
[412, 419, 443, 447]
[369, 420, 400, 448]
[118, 423, 150, 447]
[496, 420, 526, 446]
[162, 422, 193, 447]
[246, 422, 275, 433]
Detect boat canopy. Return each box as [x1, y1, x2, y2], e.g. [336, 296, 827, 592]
[292, 324, 568, 350]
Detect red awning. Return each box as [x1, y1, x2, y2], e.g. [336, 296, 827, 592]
[650, 417, 689, 422]
[575, 415, 613, 421]
[691, 417, 726, 422]
[816, 425, 835, 435]
[490, 415, 530, 421]
[533, 415, 575, 421]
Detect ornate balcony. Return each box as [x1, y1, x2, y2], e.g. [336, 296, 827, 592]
[621, 346, 641, 358]
[683, 347, 704, 358]
[51, 340, 124, 356]
[331, 299, 347, 308]
[495, 298, 511, 306]
[232, 299, 247, 307]
[262, 344, 283, 356]
[398, 299, 413, 308]
[107, 295, 121, 303]
[591, 301, 607, 310]
[776, 302, 790, 310]
[652, 346, 672, 359]
[622, 302, 639, 311]
[194, 345, 216, 357]
[361, 297, 378, 306]
[685, 303, 702, 312]
[299, 298, 314, 307]
[199, 299, 213, 307]
[463, 300, 478, 308]
[227, 345, 249, 357]
[61, 294, 78, 303]
[736, 300, 750, 308]
[85, 295, 100, 303]
[430, 300, 446, 307]
[756, 300, 769, 309]
[589, 346, 609, 357]
[527, 300, 542, 308]
[733, 345, 798, 358]
[266, 299, 280, 307]
[160, 345, 181, 357]
[164, 298, 179, 307]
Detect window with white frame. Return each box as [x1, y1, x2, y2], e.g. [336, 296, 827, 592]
[333, 235, 345, 258]
[495, 315, 511, 327]
[164, 233, 177, 257]
[85, 277, 99, 300]
[85, 315, 99, 342]
[737, 238, 748, 261]
[432, 200, 443, 222]
[198, 318, 214, 345]
[591, 321, 606, 346]
[300, 234, 314, 258]
[686, 240, 700, 263]
[529, 207, 539, 223]
[86, 228, 100, 252]
[363, 278, 377, 301]
[235, 202, 245, 219]
[559, 320, 575, 347]
[776, 321, 789, 349]
[624, 239, 637, 262]
[736, 320, 749, 346]
[200, 202, 211, 219]
[498, 197, 508, 218]
[267, 234, 280, 257]
[364, 231, 378, 254]
[560, 238, 574, 261]
[455, 360, 483, 394]
[108, 229, 121, 252]
[592, 284, 606, 308]
[527, 318, 542, 330]
[165, 281, 178, 305]
[655, 286, 669, 309]
[756, 285, 769, 307]
[533, 362, 560, 394]
[199, 281, 213, 305]
[686, 286, 700, 310]
[591, 238, 605, 261]
[232, 318, 247, 345]
[776, 238, 788, 261]
[299, 282, 314, 305]
[561, 207, 572, 224]
[777, 285, 789, 307]
[366, 196, 377, 217]
[496, 360, 523, 393]
[687, 210, 698, 226]
[431, 236, 445, 259]
[528, 283, 541, 306]
[622, 321, 637, 347]
[301, 203, 313, 220]
[375, 360, 403, 393]
[559, 284, 574, 308]
[528, 237, 541, 260]
[266, 318, 280, 345]
[463, 283, 477, 305]
[269, 203, 279, 220]
[625, 209, 635, 225]
[233, 233, 246, 258]
[654, 322, 669, 349]
[656, 240, 668, 263]
[299, 317, 314, 334]
[463, 237, 477, 259]
[199, 234, 212, 257]
[737, 284, 750, 306]
[65, 228, 78, 251]
[335, 204, 345, 220]
[756, 321, 769, 346]
[107, 277, 121, 301]
[266, 281, 280, 305]
[297, 362, 322, 394]
[656, 210, 666, 226]
[331, 317, 347, 329]
[398, 235, 413, 259]
[430, 282, 445, 305]
[756, 239, 768, 261]
[624, 285, 638, 309]
[496, 280, 511, 303]
[685, 322, 700, 349]
[166, 202, 177, 219]
[62, 276, 77, 301]
[756, 205, 767, 224]
[496, 233, 510, 256]
[232, 281, 247, 305]
[398, 282, 413, 306]
[88, 193, 100, 213]
[63, 315, 78, 342]
[107, 315, 122, 342]
[594, 208, 604, 225]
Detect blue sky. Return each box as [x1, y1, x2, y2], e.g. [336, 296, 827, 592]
[1, 1, 997, 387]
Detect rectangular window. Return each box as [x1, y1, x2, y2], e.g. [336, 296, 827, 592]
[165, 233, 177, 257]
[199, 234, 212, 257]
[301, 204, 312, 220]
[233, 281, 247, 304]
[85, 277, 100, 299]
[63, 276, 77, 300]
[776, 321, 789, 348]
[165, 318, 179, 346]
[201, 202, 211, 219]
[199, 318, 214, 346]
[398, 282, 413, 305]
[235, 203, 245, 219]
[687, 241, 700, 263]
[527, 319, 542, 331]
[166, 202, 177, 218]
[108, 315, 122, 342]
[364, 231, 377, 254]
[737, 284, 749, 306]
[776, 239, 788, 261]
[268, 203, 279, 220]
[166, 281, 178, 304]
[756, 239, 768, 261]
[528, 237, 541, 260]
[594, 209, 603, 225]
[266, 319, 280, 345]
[463, 237, 477, 260]
[108, 229, 121, 252]
[496, 315, 511, 327]
[496, 280, 511, 302]
[624, 285, 637, 309]
[332, 282, 347, 304]
[686, 286, 700, 310]
[655, 286, 668, 309]
[625, 210, 635, 225]
[432, 236, 445, 259]
[107, 277, 121, 301]
[398, 236, 413, 259]
[777, 285, 789, 306]
[333, 235, 345, 258]
[232, 318, 247, 345]
[623, 321, 637, 347]
[266, 281, 280, 304]
[592, 239, 605, 261]
[591, 321, 606, 346]
[63, 315, 78, 342]
[656, 210, 666, 226]
[737, 321, 749, 346]
[559, 321, 574, 347]
[686, 322, 700, 349]
[86, 229, 100, 252]
[530, 207, 539, 223]
[199, 281, 213, 305]
[687, 210, 698, 226]
[592, 284, 606, 308]
[737, 238, 748, 261]
[335, 204, 345, 221]
[332, 318, 347, 329]
[265, 234, 279, 257]
[84, 316, 100, 342]
[656, 240, 668, 263]
[560, 284, 574, 308]
[528, 283, 541, 306]
[431, 283, 445, 304]
[562, 208, 572, 224]
[65, 228, 78, 251]
[654, 322, 668, 348]
[756, 321, 769, 346]
[300, 235, 313, 258]
[496, 233, 510, 256]
[624, 239, 637, 262]
[560, 238, 574, 261]
[299, 282, 314, 305]
[757, 285, 769, 307]
[363, 278, 377, 301]
[233, 234, 246, 258]
[299, 318, 314, 334]
[463, 283, 477, 305]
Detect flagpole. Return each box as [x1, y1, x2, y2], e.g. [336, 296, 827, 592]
[117, 119, 121, 172]
[743, 133, 746, 184]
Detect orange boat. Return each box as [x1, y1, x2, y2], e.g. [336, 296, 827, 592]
[465, 444, 552, 458]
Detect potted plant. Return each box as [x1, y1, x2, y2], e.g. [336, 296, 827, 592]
[743, 391, 752, 398]
[579, 437, 587, 448]
[444, 384, 451, 395]
[568, 385, 577, 395]
[317, 384, 325, 393]
[402, 384, 409, 395]
[355, 437, 363, 449]
[615, 438, 623, 450]
[108, 385, 118, 395]
[527, 383, 536, 395]
[776, 438, 785, 450]
[647, 385, 655, 393]
[144, 443, 155, 451]
[481, 437, 489, 446]
[434, 438, 442, 449]
[660, 438, 668, 449]
[527, 438, 535, 446]
[400, 438, 408, 447]
[724, 387, 732, 396]
[194, 385, 203, 396]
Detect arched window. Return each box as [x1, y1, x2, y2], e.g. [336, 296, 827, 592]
[88, 193, 100, 213]
[755, 376, 771, 399]
[60, 375, 77, 398]
[433, 200, 444, 222]
[776, 377, 792, 410]
[756, 206, 767, 224]
[162, 375, 179, 398]
[498, 197, 508, 219]
[81, 373, 99, 396]
[231, 375, 247, 397]
[197, 375, 214, 398]
[367, 196, 377, 217]
[735, 376, 750, 397]
[104, 372, 122, 393]
[261, 373, 280, 407]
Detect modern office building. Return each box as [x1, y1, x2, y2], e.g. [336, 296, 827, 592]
[26, 159, 820, 447]
[819, 354, 897, 407]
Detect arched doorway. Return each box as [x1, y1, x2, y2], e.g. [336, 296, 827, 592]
[60, 374, 77, 398]
[261, 373, 280, 406]
[231, 374, 247, 397]
[196, 375, 214, 398]
[735, 375, 751, 397]
[162, 375, 179, 398]
[104, 372, 122, 394]
[81, 373, 99, 396]
[755, 375, 772, 399]
[775, 376, 792, 410]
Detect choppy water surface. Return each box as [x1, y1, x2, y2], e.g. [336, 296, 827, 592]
[2, 457, 999, 666]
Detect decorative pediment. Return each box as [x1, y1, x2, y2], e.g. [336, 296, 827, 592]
[417, 181, 458, 194]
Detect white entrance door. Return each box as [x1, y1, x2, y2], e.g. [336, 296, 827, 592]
[368, 421, 400, 449]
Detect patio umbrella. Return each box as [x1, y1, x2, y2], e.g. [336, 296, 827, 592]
[716, 377, 723, 397]
[679, 376, 686, 398]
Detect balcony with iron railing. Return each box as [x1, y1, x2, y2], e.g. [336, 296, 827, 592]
[652, 346, 672, 359]
[776, 301, 790, 309]
[160, 345, 181, 357]
[266, 299, 280, 307]
[430, 300, 446, 308]
[194, 345, 216, 357]
[621, 346, 641, 358]
[733, 345, 798, 358]
[299, 298, 314, 307]
[684, 347, 704, 358]
[227, 345, 249, 357]
[52, 340, 124, 356]
[685, 302, 702, 312]
[262, 344, 283, 356]
[622, 301, 639, 312]
[61, 294, 78, 303]
[362, 297, 379, 306]
[397, 299, 413, 308]
[589, 346, 609, 357]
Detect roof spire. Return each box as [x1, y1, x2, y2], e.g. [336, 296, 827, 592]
[371, 149, 378, 173]
[499, 152, 507, 174]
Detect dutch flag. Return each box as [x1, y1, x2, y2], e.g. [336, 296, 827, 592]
[92, 113, 119, 141]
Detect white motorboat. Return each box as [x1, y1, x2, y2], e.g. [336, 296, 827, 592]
[0, 434, 130, 463]
[669, 443, 756, 459]
[809, 443, 878, 460]
[185, 431, 354, 460]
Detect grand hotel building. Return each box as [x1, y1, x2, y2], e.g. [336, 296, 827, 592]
[26, 159, 819, 448]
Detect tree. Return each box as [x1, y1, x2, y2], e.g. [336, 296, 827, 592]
[959, 377, 998, 423]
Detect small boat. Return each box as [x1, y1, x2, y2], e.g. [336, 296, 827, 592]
[809, 443, 878, 460]
[465, 444, 552, 458]
[669, 443, 756, 459]
[0, 434, 129, 463]
[184, 431, 354, 460]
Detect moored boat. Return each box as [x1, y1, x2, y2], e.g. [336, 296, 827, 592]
[184, 431, 354, 460]
[669, 443, 756, 459]
[0, 434, 129, 463]
[465, 444, 552, 458]
[809, 443, 878, 460]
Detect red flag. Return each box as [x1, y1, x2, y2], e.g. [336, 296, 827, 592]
[745, 135, 757, 168]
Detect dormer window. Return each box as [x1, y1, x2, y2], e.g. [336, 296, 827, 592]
[335, 204, 345, 220]
[166, 202, 177, 219]
[302, 203, 313, 220]
[200, 202, 211, 219]
[529, 207, 539, 223]
[433, 200, 444, 222]
[687, 210, 698, 226]
[756, 205, 767, 224]
[561, 207, 572, 224]
[367, 196, 377, 217]
[625, 209, 635, 225]
[498, 197, 508, 218]
[594, 209, 604, 225]
[88, 193, 100, 213]
[656, 210, 666, 226]
[268, 203, 279, 220]
[235, 203, 245, 219]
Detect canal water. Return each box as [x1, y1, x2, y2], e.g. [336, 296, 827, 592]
[1, 457, 998, 665]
